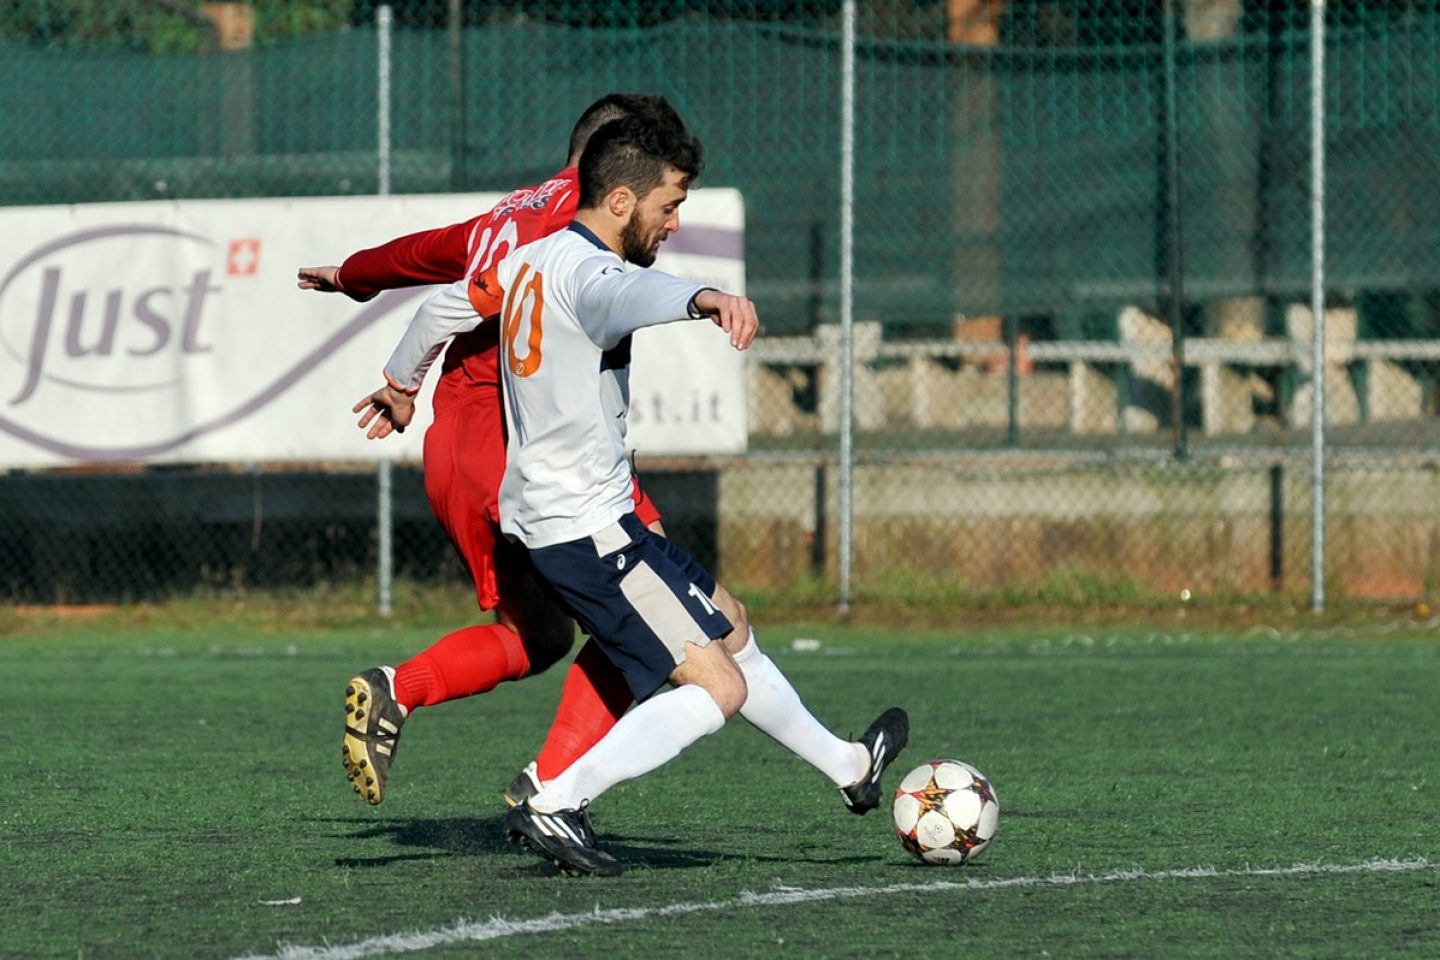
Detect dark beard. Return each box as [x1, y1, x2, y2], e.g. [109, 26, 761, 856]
[619, 216, 657, 267]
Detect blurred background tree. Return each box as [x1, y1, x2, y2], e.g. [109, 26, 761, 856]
[1, 0, 355, 52]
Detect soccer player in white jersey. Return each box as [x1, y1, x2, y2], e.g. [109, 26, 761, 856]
[403, 115, 908, 876]
[394, 114, 904, 880]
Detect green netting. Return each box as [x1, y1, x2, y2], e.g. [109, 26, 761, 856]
[6, 5, 1435, 326]
[4, 0, 1440, 604]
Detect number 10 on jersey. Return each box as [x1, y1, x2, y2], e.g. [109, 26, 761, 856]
[503, 263, 544, 378]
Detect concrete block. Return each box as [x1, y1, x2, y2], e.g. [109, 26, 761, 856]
[1068, 362, 1118, 434]
[1201, 362, 1256, 435]
[1366, 357, 1425, 422]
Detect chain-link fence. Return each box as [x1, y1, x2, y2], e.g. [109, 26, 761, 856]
[3, 0, 1439, 609]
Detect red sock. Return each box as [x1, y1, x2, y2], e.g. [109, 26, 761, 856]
[533, 639, 634, 781]
[392, 623, 531, 712]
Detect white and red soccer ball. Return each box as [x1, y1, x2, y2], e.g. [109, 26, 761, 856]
[892, 759, 999, 865]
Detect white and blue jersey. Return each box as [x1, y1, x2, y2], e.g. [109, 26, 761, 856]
[492, 223, 708, 549]
[482, 222, 732, 698]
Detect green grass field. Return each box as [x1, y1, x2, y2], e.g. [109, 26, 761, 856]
[4, 611, 1439, 959]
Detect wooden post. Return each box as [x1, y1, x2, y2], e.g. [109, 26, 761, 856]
[946, 0, 1003, 44]
[947, 1, 1006, 429]
[199, 2, 255, 50]
[199, 3, 255, 158]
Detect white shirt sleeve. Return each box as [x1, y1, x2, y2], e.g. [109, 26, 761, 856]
[573, 258, 707, 350]
[381, 279, 487, 392]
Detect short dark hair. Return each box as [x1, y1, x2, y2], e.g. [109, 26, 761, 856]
[577, 115, 705, 208]
[567, 93, 687, 162]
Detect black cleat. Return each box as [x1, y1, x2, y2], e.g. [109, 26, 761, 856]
[505, 802, 622, 877]
[503, 765, 597, 844]
[839, 707, 910, 815]
[342, 666, 407, 805]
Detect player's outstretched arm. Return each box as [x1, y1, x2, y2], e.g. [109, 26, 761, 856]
[692, 290, 760, 351]
[578, 267, 759, 350]
[298, 211, 484, 303]
[321, 217, 481, 302]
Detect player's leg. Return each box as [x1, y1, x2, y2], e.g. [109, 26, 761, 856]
[525, 516, 746, 809]
[694, 568, 909, 814]
[506, 477, 672, 802]
[494, 548, 638, 805]
[508, 645, 742, 877]
[512, 509, 903, 814]
[343, 405, 536, 805]
[522, 639, 742, 819]
[504, 514, 742, 874]
[508, 637, 634, 804]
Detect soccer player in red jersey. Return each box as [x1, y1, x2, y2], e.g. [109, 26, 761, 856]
[298, 95, 678, 806]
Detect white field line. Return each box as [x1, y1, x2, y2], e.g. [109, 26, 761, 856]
[234, 857, 1433, 960]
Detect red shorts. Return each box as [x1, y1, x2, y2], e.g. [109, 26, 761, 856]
[423, 392, 662, 611]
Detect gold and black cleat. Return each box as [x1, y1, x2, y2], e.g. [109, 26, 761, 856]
[342, 666, 406, 805]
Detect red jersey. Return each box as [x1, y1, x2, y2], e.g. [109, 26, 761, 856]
[336, 169, 580, 413]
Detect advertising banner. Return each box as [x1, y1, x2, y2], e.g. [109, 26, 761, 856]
[0, 189, 745, 468]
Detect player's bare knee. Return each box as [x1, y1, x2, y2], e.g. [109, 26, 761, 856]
[706, 666, 747, 718]
[675, 640, 747, 718]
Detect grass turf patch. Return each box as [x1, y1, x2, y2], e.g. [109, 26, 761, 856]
[3, 621, 1438, 958]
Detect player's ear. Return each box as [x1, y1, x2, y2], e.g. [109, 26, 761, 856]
[606, 186, 636, 220]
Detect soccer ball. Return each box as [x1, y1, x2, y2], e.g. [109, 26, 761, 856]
[892, 759, 999, 865]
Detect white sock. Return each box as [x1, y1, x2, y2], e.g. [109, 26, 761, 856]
[733, 629, 869, 787]
[529, 684, 726, 813]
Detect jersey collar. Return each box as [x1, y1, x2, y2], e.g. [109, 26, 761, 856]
[567, 221, 611, 252]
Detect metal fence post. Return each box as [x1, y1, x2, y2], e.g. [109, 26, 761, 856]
[376, 4, 394, 618]
[1161, 0, 1188, 460]
[837, 0, 856, 615]
[1310, 0, 1328, 613]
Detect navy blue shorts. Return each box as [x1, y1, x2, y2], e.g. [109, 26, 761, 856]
[526, 511, 734, 701]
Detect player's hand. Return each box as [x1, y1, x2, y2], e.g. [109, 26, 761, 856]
[352, 385, 416, 440]
[694, 291, 760, 351]
[297, 265, 342, 292]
